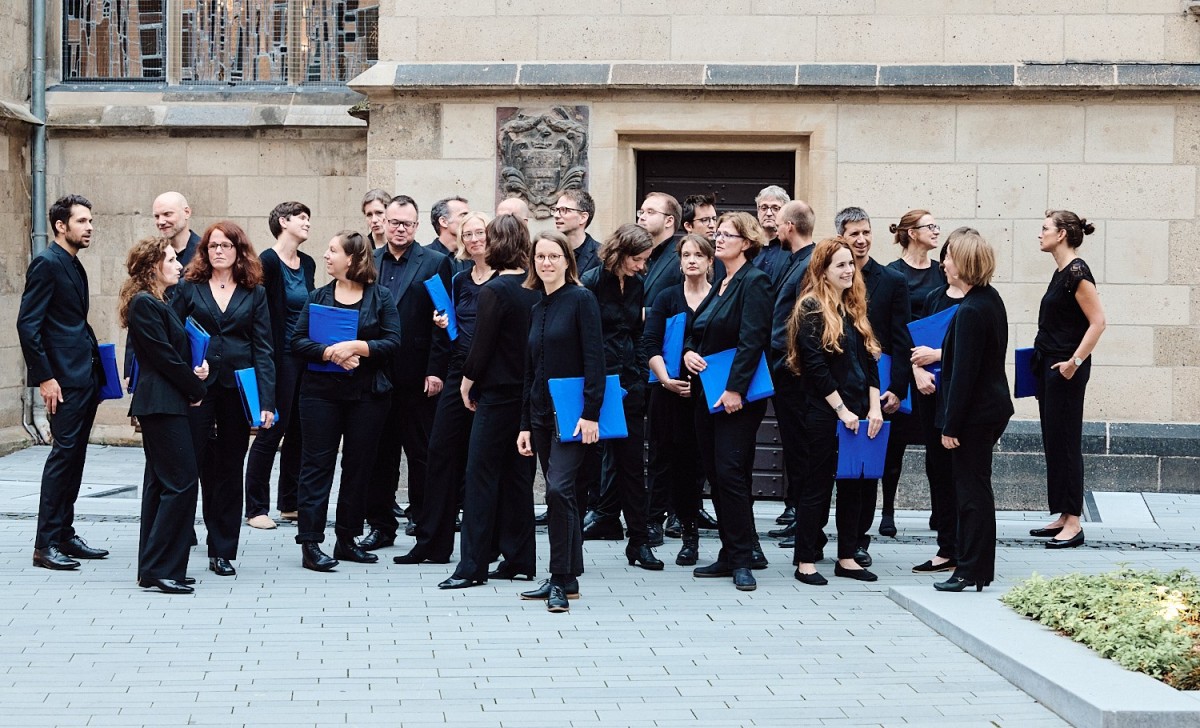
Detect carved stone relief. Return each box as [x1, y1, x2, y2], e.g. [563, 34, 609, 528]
[496, 105, 589, 219]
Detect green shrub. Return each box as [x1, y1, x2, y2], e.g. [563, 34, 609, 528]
[1002, 567, 1200, 690]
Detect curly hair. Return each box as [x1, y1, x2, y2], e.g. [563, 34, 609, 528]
[599, 223, 654, 275]
[786, 237, 879, 375]
[186, 221, 264, 288]
[118, 237, 172, 328]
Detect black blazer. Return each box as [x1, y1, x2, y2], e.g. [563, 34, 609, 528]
[939, 285, 1014, 438]
[17, 243, 102, 388]
[260, 247, 316, 366]
[642, 237, 682, 316]
[373, 244, 454, 389]
[769, 242, 816, 369]
[521, 284, 605, 430]
[862, 257, 913, 399]
[686, 263, 772, 399]
[291, 282, 403, 401]
[170, 280, 276, 411]
[795, 298, 880, 420]
[127, 292, 207, 416]
[572, 233, 602, 275]
[581, 266, 647, 389]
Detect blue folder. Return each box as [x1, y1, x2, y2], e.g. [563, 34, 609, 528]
[306, 304, 359, 373]
[907, 304, 959, 350]
[648, 312, 687, 383]
[697, 349, 774, 414]
[185, 317, 210, 369]
[128, 355, 140, 394]
[836, 420, 892, 479]
[547, 374, 628, 443]
[234, 368, 277, 427]
[1014, 346, 1037, 398]
[98, 343, 123, 400]
[424, 275, 458, 341]
[877, 353, 913, 415]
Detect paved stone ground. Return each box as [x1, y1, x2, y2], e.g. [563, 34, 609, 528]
[1, 445, 1198, 727]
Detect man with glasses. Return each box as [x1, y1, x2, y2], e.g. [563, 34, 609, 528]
[637, 192, 684, 315]
[681, 193, 718, 240]
[752, 185, 792, 288]
[552, 189, 601, 274]
[427, 196, 472, 274]
[362, 195, 454, 552]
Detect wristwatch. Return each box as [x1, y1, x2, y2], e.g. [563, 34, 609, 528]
[1073, 356, 1084, 367]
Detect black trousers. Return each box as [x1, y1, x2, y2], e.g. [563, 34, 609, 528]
[138, 413, 199, 582]
[917, 390, 956, 559]
[414, 370, 472, 562]
[1037, 354, 1090, 517]
[531, 413, 587, 577]
[188, 384, 251, 559]
[367, 385, 436, 536]
[245, 353, 302, 517]
[597, 386, 649, 548]
[35, 380, 99, 549]
[793, 412, 873, 564]
[646, 387, 703, 526]
[774, 371, 809, 512]
[579, 439, 603, 513]
[295, 394, 389, 544]
[951, 421, 1007, 585]
[856, 406, 913, 549]
[453, 393, 536, 580]
[694, 397, 767, 570]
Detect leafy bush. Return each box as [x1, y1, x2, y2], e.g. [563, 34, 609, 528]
[1002, 567, 1200, 690]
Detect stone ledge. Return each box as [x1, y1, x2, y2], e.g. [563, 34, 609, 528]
[890, 586, 1200, 728]
[46, 102, 365, 129]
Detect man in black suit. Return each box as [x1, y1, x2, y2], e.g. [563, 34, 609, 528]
[753, 186, 791, 288]
[426, 196, 470, 265]
[637, 192, 683, 316]
[361, 195, 453, 550]
[17, 195, 108, 570]
[834, 206, 913, 566]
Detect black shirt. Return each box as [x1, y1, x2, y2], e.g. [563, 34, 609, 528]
[521, 284, 605, 429]
[752, 237, 788, 287]
[462, 274, 541, 401]
[581, 267, 646, 389]
[795, 298, 879, 420]
[1035, 258, 1096, 359]
[889, 257, 946, 320]
[376, 246, 412, 306]
[451, 268, 497, 362]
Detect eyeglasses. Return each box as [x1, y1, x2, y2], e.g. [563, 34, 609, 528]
[534, 253, 565, 263]
[636, 208, 668, 218]
[551, 206, 583, 216]
[913, 223, 941, 232]
[207, 242, 234, 251]
[386, 219, 418, 230]
[757, 204, 783, 214]
[461, 230, 486, 241]
[714, 231, 744, 240]
[692, 216, 717, 226]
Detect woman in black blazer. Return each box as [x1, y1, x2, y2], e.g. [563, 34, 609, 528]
[245, 201, 316, 528]
[787, 237, 884, 586]
[290, 231, 402, 572]
[517, 230, 605, 613]
[581, 224, 659, 570]
[172, 221, 275, 577]
[120, 236, 210, 594]
[935, 228, 1014, 592]
[682, 212, 773, 592]
[646, 233, 713, 567]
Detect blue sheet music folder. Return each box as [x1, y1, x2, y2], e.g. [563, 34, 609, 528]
[306, 304, 358, 373]
[98, 343, 123, 400]
[697, 349, 774, 414]
[1014, 346, 1037, 398]
[648, 311, 686, 383]
[877, 353, 913, 415]
[423, 275, 458, 341]
[185, 317, 210, 369]
[547, 374, 628, 443]
[836, 421, 892, 479]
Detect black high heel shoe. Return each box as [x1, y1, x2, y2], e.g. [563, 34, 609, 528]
[488, 563, 535, 581]
[626, 544, 664, 571]
[933, 576, 986, 592]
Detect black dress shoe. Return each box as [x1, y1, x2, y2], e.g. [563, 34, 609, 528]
[582, 517, 624, 541]
[33, 546, 80, 570]
[878, 514, 897, 538]
[334, 538, 379, 563]
[392, 504, 407, 521]
[778, 537, 795, 549]
[693, 560, 733, 578]
[404, 522, 417, 537]
[697, 508, 719, 530]
[488, 563, 535, 581]
[520, 578, 580, 600]
[1046, 529, 1085, 549]
[455, 514, 462, 533]
[1030, 526, 1064, 538]
[59, 536, 109, 559]
[301, 543, 338, 572]
[626, 544, 664, 571]
[853, 547, 873, 568]
[775, 505, 796, 525]
[646, 522, 665, 547]
[664, 515, 683, 539]
[183, 577, 196, 585]
[912, 559, 956, 573]
[834, 563, 879, 582]
[438, 576, 485, 589]
[358, 528, 396, 551]
[546, 585, 570, 613]
[794, 569, 828, 586]
[393, 550, 450, 565]
[751, 544, 769, 570]
[732, 567, 757, 591]
[208, 557, 236, 576]
[934, 575, 986, 592]
[768, 522, 795, 539]
[139, 578, 194, 594]
[534, 510, 549, 526]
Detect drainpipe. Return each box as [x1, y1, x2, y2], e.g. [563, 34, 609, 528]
[23, 0, 50, 444]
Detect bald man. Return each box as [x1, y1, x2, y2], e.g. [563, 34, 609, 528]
[152, 191, 201, 269]
[495, 197, 530, 225]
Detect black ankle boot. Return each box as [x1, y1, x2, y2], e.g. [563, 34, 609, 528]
[333, 538, 378, 564]
[301, 543, 338, 572]
[676, 522, 699, 566]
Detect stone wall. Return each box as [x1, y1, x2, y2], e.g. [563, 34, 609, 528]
[0, 1, 30, 443]
[377, 1, 1200, 65]
[0, 1, 29, 105]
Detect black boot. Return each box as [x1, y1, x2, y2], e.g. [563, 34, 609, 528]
[333, 538, 378, 564]
[301, 543, 338, 572]
[676, 522, 699, 566]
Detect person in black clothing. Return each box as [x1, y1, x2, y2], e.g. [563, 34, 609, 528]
[120, 236, 210, 594]
[291, 232, 402, 572]
[427, 196, 472, 273]
[17, 195, 109, 570]
[787, 237, 884, 586]
[362, 188, 392, 250]
[683, 212, 773, 592]
[517, 231, 605, 613]
[442, 216, 539, 586]
[751, 185, 791, 288]
[363, 195, 453, 549]
[245, 201, 316, 528]
[1031, 210, 1106, 550]
[835, 207, 912, 569]
[553, 189, 602, 275]
[581, 224, 659, 570]
[395, 211, 495, 572]
[909, 243, 963, 575]
[934, 228, 1013, 592]
[876, 209, 947, 538]
[646, 234, 713, 566]
[172, 221, 275, 577]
